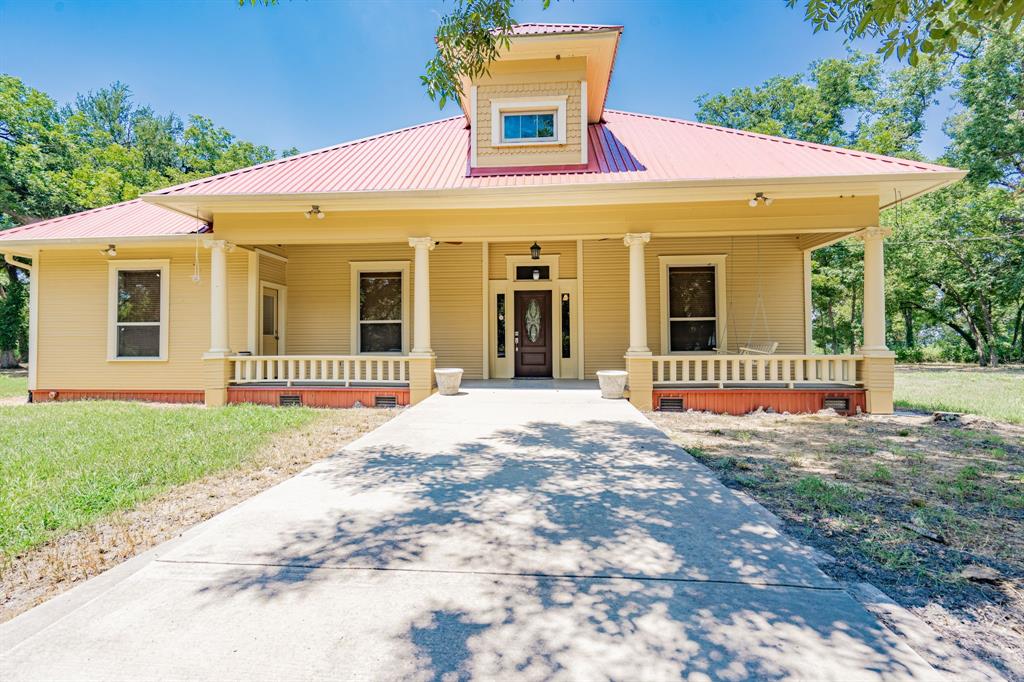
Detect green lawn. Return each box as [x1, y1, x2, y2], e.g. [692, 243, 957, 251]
[895, 365, 1024, 424]
[0, 374, 27, 398]
[0, 402, 320, 557]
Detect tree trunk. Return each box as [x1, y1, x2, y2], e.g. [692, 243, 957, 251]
[826, 301, 838, 354]
[849, 287, 858, 355]
[902, 306, 915, 347]
[0, 349, 18, 370]
[978, 297, 999, 367]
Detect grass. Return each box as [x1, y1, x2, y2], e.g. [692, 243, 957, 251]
[0, 373, 27, 398]
[0, 401, 320, 557]
[650, 408, 1024, 677]
[895, 365, 1024, 424]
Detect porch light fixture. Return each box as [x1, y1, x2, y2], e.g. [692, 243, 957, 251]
[748, 192, 774, 207]
[100, 244, 117, 257]
[304, 205, 325, 220]
[532, 268, 540, 280]
[530, 241, 541, 259]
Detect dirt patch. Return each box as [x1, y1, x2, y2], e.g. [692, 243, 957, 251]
[0, 407, 396, 622]
[649, 408, 1024, 681]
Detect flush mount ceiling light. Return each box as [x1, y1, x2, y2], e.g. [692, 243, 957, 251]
[748, 192, 774, 207]
[99, 244, 117, 257]
[304, 205, 325, 220]
[530, 241, 541, 259]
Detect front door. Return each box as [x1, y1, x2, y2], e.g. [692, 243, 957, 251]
[514, 290, 552, 377]
[261, 286, 280, 355]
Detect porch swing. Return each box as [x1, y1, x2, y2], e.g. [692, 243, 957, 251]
[732, 236, 779, 356]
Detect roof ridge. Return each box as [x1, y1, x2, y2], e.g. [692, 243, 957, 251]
[147, 116, 466, 196]
[603, 109, 953, 173]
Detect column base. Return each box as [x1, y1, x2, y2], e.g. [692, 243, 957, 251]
[408, 355, 437, 405]
[203, 355, 232, 408]
[625, 356, 653, 411]
[859, 352, 895, 415]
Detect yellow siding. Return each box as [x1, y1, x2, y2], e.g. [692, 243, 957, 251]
[582, 235, 806, 378]
[36, 247, 248, 391]
[285, 242, 484, 377]
[258, 250, 287, 286]
[487, 241, 577, 280]
[475, 73, 583, 168]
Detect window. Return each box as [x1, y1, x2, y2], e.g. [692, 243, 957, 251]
[515, 265, 550, 281]
[659, 255, 728, 354]
[490, 97, 568, 147]
[668, 267, 717, 352]
[502, 112, 555, 142]
[496, 294, 506, 358]
[108, 261, 169, 360]
[358, 272, 403, 353]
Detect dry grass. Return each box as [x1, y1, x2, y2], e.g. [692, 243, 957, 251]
[0, 406, 395, 622]
[649, 408, 1024, 680]
[895, 364, 1024, 424]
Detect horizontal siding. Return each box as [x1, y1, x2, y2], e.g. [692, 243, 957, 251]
[31, 390, 204, 404]
[259, 251, 286, 286]
[583, 235, 806, 379]
[36, 247, 248, 391]
[653, 389, 866, 416]
[286, 242, 484, 378]
[228, 387, 409, 408]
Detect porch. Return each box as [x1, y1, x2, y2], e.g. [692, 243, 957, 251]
[195, 222, 893, 414]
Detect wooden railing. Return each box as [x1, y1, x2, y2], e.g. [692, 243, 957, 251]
[229, 355, 410, 386]
[651, 354, 862, 387]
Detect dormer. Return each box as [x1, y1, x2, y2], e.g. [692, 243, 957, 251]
[460, 24, 622, 174]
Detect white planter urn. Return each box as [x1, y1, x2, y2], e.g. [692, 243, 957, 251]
[597, 370, 628, 399]
[434, 368, 464, 396]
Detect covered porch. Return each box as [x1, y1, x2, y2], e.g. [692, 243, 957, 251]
[195, 219, 893, 414]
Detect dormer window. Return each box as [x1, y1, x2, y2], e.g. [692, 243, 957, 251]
[502, 112, 556, 143]
[490, 97, 568, 147]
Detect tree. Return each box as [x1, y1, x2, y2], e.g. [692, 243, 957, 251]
[0, 76, 294, 368]
[789, 0, 1024, 65]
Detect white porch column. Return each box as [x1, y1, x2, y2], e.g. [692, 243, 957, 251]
[409, 237, 435, 355]
[861, 226, 891, 353]
[204, 239, 234, 354]
[624, 232, 651, 356]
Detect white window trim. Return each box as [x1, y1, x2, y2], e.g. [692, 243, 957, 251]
[491, 96, 568, 147]
[505, 254, 560, 282]
[659, 255, 728, 355]
[349, 261, 410, 355]
[107, 259, 170, 362]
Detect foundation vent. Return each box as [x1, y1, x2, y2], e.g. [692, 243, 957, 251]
[278, 394, 303, 407]
[658, 397, 685, 412]
[374, 395, 399, 408]
[823, 397, 850, 412]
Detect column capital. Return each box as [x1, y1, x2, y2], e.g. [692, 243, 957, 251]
[408, 237, 435, 251]
[623, 232, 651, 247]
[859, 226, 892, 241]
[203, 239, 236, 252]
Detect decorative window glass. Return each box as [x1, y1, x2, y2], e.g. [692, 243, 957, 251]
[502, 112, 556, 142]
[496, 294, 506, 358]
[111, 266, 166, 359]
[668, 266, 717, 352]
[358, 272, 403, 353]
[561, 293, 571, 359]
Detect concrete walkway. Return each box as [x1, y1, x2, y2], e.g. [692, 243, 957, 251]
[1, 387, 939, 680]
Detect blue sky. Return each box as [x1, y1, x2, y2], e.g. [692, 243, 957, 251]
[0, 0, 954, 159]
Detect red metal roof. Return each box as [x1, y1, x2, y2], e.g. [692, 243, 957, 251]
[0, 199, 206, 243]
[506, 23, 623, 36]
[149, 110, 959, 198]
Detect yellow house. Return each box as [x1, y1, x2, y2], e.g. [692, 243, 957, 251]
[0, 24, 965, 414]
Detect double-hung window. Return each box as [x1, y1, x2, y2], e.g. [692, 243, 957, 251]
[108, 260, 169, 360]
[660, 256, 727, 354]
[352, 263, 409, 354]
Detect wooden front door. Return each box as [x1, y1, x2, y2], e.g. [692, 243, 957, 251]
[514, 290, 552, 377]
[261, 286, 280, 355]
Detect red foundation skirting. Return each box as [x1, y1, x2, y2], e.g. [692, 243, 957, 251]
[32, 389, 204, 404]
[227, 386, 410, 408]
[652, 389, 866, 416]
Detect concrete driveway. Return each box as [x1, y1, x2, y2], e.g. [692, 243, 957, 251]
[1, 386, 938, 680]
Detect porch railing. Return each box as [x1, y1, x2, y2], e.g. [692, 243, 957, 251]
[651, 354, 862, 387]
[229, 355, 410, 386]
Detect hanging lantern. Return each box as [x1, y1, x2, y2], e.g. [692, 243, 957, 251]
[530, 241, 541, 260]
